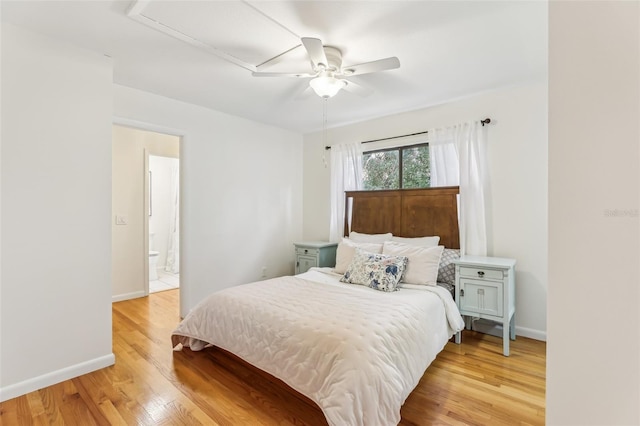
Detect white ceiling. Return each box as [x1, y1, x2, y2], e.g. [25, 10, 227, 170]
[1, 1, 547, 134]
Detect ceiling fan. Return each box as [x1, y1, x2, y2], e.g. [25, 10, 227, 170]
[252, 37, 400, 98]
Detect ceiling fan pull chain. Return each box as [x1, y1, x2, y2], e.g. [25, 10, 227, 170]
[322, 98, 329, 168]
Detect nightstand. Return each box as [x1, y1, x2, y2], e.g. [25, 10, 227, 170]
[294, 242, 338, 274]
[453, 255, 516, 356]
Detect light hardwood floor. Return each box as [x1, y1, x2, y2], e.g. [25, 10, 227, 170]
[0, 289, 545, 425]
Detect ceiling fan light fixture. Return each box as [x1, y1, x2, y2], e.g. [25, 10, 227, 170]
[309, 74, 347, 98]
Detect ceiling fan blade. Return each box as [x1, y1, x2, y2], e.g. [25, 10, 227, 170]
[301, 37, 329, 70]
[341, 79, 374, 97]
[252, 72, 315, 78]
[343, 57, 400, 76]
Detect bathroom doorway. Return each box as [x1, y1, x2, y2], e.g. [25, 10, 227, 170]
[111, 123, 181, 302]
[148, 154, 180, 293]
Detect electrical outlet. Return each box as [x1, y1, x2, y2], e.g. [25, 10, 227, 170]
[115, 215, 128, 225]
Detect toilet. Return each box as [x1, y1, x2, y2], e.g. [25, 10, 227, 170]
[149, 251, 159, 281]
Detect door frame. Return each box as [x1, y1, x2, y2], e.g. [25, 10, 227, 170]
[112, 117, 185, 304]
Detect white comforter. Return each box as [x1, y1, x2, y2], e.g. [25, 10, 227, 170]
[172, 268, 464, 426]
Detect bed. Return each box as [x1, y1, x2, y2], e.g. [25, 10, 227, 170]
[172, 186, 464, 426]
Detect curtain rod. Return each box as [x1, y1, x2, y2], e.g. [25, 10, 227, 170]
[324, 117, 491, 150]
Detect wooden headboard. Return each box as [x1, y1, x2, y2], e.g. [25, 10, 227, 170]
[344, 187, 460, 249]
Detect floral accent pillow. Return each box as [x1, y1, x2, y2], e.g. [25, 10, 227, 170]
[340, 248, 408, 292]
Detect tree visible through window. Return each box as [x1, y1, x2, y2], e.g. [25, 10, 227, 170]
[362, 144, 430, 190]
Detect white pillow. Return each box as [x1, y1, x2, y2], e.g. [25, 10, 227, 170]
[348, 231, 393, 243]
[390, 235, 440, 247]
[382, 241, 444, 286]
[334, 238, 384, 274]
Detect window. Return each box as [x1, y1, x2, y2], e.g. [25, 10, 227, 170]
[362, 143, 430, 190]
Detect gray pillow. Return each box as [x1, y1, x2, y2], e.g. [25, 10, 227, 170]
[437, 248, 460, 285]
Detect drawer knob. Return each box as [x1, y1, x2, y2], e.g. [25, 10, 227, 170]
[304, 249, 308, 253]
[477, 271, 485, 277]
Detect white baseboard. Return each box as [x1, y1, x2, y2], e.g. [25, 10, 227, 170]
[516, 325, 547, 342]
[0, 353, 115, 402]
[112, 290, 146, 302]
[471, 318, 547, 342]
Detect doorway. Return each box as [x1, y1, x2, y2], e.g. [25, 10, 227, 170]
[148, 154, 180, 293]
[111, 123, 181, 302]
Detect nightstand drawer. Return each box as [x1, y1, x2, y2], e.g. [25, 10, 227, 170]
[296, 247, 319, 257]
[459, 266, 503, 280]
[459, 279, 503, 317]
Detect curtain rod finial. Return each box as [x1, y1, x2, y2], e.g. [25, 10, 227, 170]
[481, 118, 491, 126]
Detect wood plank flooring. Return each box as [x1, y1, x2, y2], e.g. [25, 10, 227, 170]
[0, 289, 546, 425]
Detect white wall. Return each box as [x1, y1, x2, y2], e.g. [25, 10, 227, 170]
[547, 2, 640, 424]
[112, 125, 180, 301]
[0, 24, 114, 401]
[114, 85, 303, 317]
[303, 82, 548, 340]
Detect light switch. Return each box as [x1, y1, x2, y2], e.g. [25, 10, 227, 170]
[115, 215, 128, 225]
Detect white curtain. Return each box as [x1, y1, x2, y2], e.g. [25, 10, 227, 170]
[164, 161, 180, 274]
[429, 121, 487, 256]
[429, 127, 460, 187]
[329, 143, 363, 242]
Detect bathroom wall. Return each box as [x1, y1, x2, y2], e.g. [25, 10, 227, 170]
[149, 155, 179, 271]
[112, 125, 179, 301]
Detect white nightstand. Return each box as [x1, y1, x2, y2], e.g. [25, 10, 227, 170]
[453, 255, 516, 356]
[294, 242, 338, 274]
